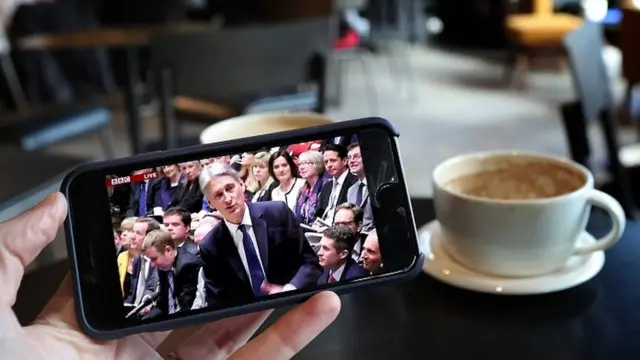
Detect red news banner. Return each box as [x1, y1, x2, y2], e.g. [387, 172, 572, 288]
[106, 171, 158, 187]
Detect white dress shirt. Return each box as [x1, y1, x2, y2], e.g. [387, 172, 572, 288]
[133, 255, 151, 305]
[322, 170, 349, 223]
[224, 206, 297, 292]
[329, 262, 346, 282]
[191, 268, 206, 310]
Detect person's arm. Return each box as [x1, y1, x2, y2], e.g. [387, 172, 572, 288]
[280, 202, 322, 291]
[190, 267, 207, 310]
[177, 259, 203, 311]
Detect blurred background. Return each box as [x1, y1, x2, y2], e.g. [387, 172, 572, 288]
[1, 0, 640, 268]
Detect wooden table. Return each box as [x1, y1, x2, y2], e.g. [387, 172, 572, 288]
[16, 23, 218, 155]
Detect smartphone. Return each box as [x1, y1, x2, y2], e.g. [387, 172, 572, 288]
[62, 117, 423, 340]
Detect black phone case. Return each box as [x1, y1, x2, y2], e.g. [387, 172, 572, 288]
[61, 117, 425, 340]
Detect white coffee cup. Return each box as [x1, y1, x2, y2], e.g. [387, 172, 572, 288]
[432, 151, 626, 277]
[199, 111, 334, 144]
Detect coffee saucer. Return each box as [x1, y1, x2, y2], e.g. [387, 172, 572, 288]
[418, 221, 605, 295]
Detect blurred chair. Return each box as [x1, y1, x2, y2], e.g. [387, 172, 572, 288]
[0, 98, 115, 158]
[620, 8, 640, 128]
[561, 22, 639, 218]
[149, 17, 332, 150]
[504, 0, 583, 88]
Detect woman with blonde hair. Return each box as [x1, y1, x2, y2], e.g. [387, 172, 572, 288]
[116, 217, 138, 298]
[295, 150, 327, 225]
[250, 151, 277, 202]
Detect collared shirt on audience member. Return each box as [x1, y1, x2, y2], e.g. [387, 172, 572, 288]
[346, 142, 374, 231]
[295, 150, 326, 225]
[162, 207, 199, 255]
[125, 168, 156, 217]
[269, 150, 304, 211]
[125, 217, 162, 308]
[249, 151, 277, 202]
[317, 225, 368, 285]
[142, 230, 202, 319]
[315, 144, 357, 224]
[333, 203, 366, 261]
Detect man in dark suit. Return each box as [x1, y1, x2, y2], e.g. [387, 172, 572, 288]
[314, 144, 357, 224]
[125, 169, 156, 217]
[142, 230, 202, 318]
[198, 163, 322, 309]
[162, 207, 199, 255]
[346, 142, 374, 232]
[317, 225, 368, 284]
[168, 161, 204, 214]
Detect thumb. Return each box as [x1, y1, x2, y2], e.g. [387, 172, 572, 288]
[0, 192, 67, 306]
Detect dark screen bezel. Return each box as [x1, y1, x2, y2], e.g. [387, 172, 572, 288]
[63, 117, 420, 337]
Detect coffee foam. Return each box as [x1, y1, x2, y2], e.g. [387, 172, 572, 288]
[441, 157, 586, 200]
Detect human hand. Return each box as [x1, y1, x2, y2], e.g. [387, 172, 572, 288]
[2, 192, 341, 359]
[260, 281, 286, 295]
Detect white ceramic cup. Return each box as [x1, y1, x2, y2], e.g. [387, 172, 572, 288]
[199, 111, 334, 144]
[432, 151, 626, 277]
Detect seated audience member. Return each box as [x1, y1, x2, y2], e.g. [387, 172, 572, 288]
[251, 151, 277, 202]
[117, 217, 138, 297]
[142, 230, 203, 318]
[333, 203, 366, 260]
[198, 163, 322, 309]
[168, 161, 204, 213]
[125, 218, 161, 306]
[125, 169, 157, 217]
[362, 230, 383, 275]
[162, 207, 198, 255]
[148, 164, 183, 212]
[346, 143, 374, 231]
[191, 218, 221, 310]
[317, 225, 368, 285]
[295, 150, 326, 226]
[269, 151, 304, 211]
[315, 144, 357, 225]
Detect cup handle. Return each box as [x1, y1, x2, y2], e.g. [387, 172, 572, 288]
[573, 189, 626, 256]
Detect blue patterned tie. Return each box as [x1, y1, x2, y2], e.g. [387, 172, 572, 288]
[167, 269, 176, 314]
[356, 183, 365, 207]
[239, 225, 266, 296]
[138, 182, 147, 216]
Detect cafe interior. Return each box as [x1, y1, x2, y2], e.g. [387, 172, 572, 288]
[4, 0, 640, 358]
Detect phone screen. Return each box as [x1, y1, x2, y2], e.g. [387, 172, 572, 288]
[106, 132, 397, 322]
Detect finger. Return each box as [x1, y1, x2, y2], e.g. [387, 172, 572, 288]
[175, 310, 272, 360]
[230, 292, 341, 360]
[34, 274, 173, 349]
[0, 192, 67, 307]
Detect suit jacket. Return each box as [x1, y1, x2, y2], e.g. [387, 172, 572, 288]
[179, 238, 199, 256]
[314, 172, 358, 220]
[146, 247, 203, 318]
[125, 181, 150, 217]
[168, 180, 204, 213]
[199, 201, 322, 309]
[318, 258, 368, 284]
[124, 255, 159, 304]
[346, 180, 374, 231]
